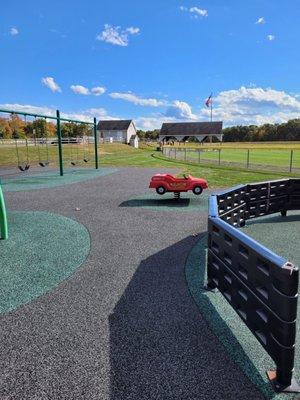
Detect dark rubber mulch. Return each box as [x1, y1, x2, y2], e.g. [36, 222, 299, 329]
[0, 167, 264, 399]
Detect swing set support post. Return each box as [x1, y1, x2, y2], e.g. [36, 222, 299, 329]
[56, 110, 64, 176]
[93, 117, 99, 170]
[0, 183, 8, 240]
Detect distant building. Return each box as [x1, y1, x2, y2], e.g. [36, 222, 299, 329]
[97, 120, 137, 144]
[159, 121, 223, 143]
[129, 134, 139, 148]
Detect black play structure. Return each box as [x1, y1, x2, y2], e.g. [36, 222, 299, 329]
[207, 178, 300, 393]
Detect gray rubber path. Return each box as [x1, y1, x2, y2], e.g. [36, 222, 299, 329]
[0, 167, 264, 400]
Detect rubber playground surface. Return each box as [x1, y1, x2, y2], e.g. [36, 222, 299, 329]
[0, 167, 299, 399]
[0, 167, 118, 191]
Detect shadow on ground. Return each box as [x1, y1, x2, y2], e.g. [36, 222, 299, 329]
[120, 197, 191, 208]
[119, 192, 210, 213]
[109, 236, 265, 400]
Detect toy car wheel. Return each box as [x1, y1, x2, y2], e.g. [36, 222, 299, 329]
[193, 186, 203, 195]
[156, 186, 166, 195]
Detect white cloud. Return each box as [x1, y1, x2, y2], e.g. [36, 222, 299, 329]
[70, 85, 90, 95]
[10, 27, 19, 36]
[91, 86, 106, 96]
[215, 87, 300, 110]
[0, 104, 116, 123]
[267, 34, 275, 41]
[166, 100, 197, 120]
[3, 87, 299, 131]
[109, 92, 167, 107]
[255, 17, 265, 24]
[126, 27, 140, 35]
[180, 6, 208, 18]
[0, 103, 56, 118]
[199, 87, 300, 126]
[189, 7, 208, 17]
[134, 100, 198, 130]
[70, 85, 106, 96]
[96, 24, 140, 47]
[136, 87, 300, 129]
[41, 77, 61, 93]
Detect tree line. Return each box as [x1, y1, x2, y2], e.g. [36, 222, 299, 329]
[137, 119, 300, 142]
[222, 119, 300, 142]
[1, 114, 299, 142]
[0, 115, 92, 139]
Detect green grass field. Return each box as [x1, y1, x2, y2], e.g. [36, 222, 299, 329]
[169, 148, 300, 170]
[1, 142, 299, 188]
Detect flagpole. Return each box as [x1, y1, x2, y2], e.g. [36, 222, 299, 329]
[210, 93, 213, 144]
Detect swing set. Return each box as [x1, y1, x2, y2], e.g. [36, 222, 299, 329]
[68, 125, 93, 166]
[0, 108, 99, 176]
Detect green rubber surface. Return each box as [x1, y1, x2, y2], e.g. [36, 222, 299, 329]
[241, 211, 300, 267]
[0, 211, 90, 314]
[186, 213, 300, 399]
[1, 168, 117, 192]
[120, 191, 210, 212]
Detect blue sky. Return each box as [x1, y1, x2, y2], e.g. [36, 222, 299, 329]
[1, 0, 300, 129]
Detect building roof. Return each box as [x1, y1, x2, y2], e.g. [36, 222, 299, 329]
[97, 120, 132, 131]
[160, 121, 223, 136]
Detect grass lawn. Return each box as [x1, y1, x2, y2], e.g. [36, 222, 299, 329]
[1, 142, 299, 188]
[165, 146, 300, 170]
[100, 144, 299, 188]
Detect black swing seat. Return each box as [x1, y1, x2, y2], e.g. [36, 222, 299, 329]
[18, 164, 30, 172]
[71, 161, 77, 166]
[39, 162, 49, 167]
[83, 158, 89, 163]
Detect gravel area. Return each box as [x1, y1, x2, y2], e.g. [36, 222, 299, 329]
[0, 167, 264, 400]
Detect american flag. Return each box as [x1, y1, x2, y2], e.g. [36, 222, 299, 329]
[205, 93, 213, 107]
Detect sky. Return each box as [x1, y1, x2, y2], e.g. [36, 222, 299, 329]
[1, 0, 300, 129]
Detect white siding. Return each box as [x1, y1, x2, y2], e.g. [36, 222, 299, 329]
[101, 130, 127, 142]
[99, 122, 136, 143]
[126, 122, 137, 143]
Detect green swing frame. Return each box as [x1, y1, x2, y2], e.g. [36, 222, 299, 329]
[0, 183, 8, 240]
[0, 109, 99, 176]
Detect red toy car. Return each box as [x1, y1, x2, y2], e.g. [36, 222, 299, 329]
[149, 173, 208, 195]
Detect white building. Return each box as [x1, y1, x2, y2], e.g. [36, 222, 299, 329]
[97, 120, 137, 144]
[129, 134, 139, 148]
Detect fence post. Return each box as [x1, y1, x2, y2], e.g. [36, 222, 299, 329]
[198, 150, 201, 164]
[218, 149, 221, 165]
[246, 149, 250, 169]
[289, 150, 293, 173]
[93, 117, 99, 169]
[185, 148, 187, 161]
[56, 110, 63, 177]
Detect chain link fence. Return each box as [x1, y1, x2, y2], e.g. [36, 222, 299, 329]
[162, 146, 300, 173]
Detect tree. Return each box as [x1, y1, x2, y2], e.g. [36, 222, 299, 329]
[9, 115, 25, 138]
[0, 117, 12, 138]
